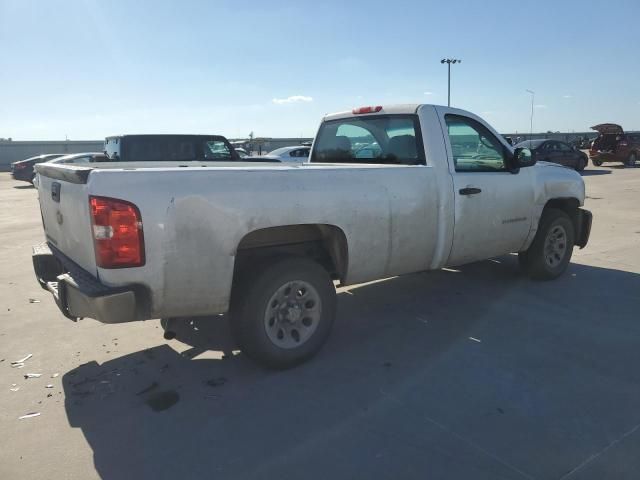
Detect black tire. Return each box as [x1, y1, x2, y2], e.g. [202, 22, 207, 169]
[592, 158, 603, 167]
[518, 208, 575, 280]
[575, 156, 587, 172]
[230, 256, 336, 369]
[625, 152, 637, 168]
[30, 173, 36, 185]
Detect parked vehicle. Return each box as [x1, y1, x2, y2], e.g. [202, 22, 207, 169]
[514, 139, 588, 171]
[589, 124, 640, 167]
[11, 154, 65, 184]
[261, 146, 310, 162]
[234, 147, 249, 158]
[104, 134, 243, 162]
[32, 104, 591, 368]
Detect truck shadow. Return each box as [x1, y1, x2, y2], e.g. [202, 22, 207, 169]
[62, 256, 640, 480]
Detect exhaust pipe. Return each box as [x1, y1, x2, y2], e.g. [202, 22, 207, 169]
[161, 318, 177, 340]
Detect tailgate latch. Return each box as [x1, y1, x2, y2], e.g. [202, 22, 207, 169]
[51, 182, 61, 202]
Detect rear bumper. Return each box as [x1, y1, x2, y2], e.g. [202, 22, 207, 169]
[32, 243, 140, 323]
[11, 170, 32, 182]
[588, 151, 621, 163]
[575, 208, 592, 249]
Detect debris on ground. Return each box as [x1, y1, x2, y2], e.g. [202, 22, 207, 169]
[136, 381, 159, 396]
[28, 299, 40, 304]
[45, 384, 54, 389]
[205, 377, 227, 388]
[469, 337, 482, 343]
[51, 373, 59, 378]
[24, 373, 42, 379]
[18, 412, 41, 420]
[10, 384, 20, 392]
[11, 353, 33, 368]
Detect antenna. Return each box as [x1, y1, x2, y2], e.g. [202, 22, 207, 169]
[526, 89, 535, 147]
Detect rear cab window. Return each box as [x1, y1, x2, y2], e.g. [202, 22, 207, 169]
[310, 115, 425, 165]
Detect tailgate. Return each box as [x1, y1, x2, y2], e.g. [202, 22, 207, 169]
[35, 164, 97, 275]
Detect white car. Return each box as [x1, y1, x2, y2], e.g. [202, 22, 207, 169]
[33, 104, 591, 368]
[262, 146, 310, 163]
[46, 152, 107, 165]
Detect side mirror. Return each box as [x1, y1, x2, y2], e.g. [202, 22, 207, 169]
[513, 147, 536, 168]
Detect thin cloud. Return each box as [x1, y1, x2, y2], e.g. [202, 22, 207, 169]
[562, 95, 572, 99]
[424, 91, 434, 95]
[534, 104, 548, 109]
[272, 95, 313, 105]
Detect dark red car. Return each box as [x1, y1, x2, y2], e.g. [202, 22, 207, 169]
[11, 154, 64, 184]
[589, 124, 639, 167]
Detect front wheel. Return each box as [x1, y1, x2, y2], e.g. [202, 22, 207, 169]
[230, 257, 337, 369]
[592, 158, 603, 167]
[625, 152, 637, 168]
[519, 208, 575, 280]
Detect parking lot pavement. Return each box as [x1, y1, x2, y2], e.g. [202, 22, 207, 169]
[0, 166, 639, 480]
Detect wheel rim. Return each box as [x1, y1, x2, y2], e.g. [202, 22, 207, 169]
[264, 280, 322, 349]
[544, 225, 567, 268]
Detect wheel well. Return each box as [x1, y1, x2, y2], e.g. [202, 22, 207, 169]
[543, 198, 580, 237]
[234, 224, 348, 283]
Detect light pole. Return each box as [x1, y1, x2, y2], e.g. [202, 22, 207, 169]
[441, 58, 461, 107]
[526, 89, 535, 141]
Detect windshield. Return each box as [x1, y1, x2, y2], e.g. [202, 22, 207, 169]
[310, 115, 424, 165]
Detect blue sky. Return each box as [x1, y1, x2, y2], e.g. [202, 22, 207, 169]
[1, 0, 639, 140]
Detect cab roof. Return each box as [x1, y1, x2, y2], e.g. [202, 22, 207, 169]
[323, 104, 423, 121]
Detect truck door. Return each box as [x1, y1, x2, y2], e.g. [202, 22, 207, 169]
[442, 113, 534, 266]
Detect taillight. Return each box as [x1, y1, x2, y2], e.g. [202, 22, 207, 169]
[352, 105, 382, 114]
[89, 196, 144, 268]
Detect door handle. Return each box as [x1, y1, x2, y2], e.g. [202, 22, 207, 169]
[459, 187, 482, 195]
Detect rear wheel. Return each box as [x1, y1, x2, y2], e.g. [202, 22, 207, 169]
[519, 208, 575, 280]
[625, 152, 637, 168]
[230, 257, 336, 369]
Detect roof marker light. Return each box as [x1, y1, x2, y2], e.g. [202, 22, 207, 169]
[352, 106, 383, 115]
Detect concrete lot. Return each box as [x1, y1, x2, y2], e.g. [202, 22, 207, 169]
[0, 165, 639, 480]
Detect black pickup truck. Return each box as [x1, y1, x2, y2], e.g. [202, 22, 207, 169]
[104, 134, 275, 163]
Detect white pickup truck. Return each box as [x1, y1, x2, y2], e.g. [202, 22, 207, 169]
[32, 104, 592, 368]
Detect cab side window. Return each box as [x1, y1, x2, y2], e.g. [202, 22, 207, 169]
[445, 115, 507, 172]
[204, 140, 231, 159]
